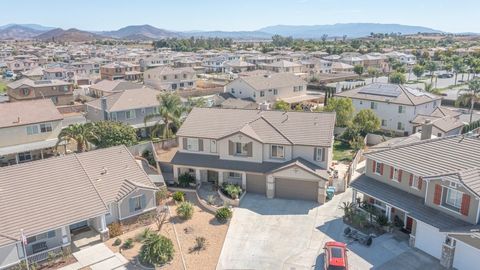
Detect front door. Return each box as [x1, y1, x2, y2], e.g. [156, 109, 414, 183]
[406, 216, 413, 232]
[70, 220, 88, 232]
[207, 170, 218, 184]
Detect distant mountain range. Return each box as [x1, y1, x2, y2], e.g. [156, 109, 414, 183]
[0, 23, 456, 41]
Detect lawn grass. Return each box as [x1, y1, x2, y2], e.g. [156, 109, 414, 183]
[0, 81, 6, 93]
[333, 140, 355, 162]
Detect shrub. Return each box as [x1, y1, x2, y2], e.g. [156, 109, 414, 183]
[122, 238, 134, 249]
[376, 215, 389, 227]
[142, 150, 156, 166]
[178, 172, 196, 187]
[156, 187, 168, 205]
[177, 201, 194, 220]
[215, 207, 233, 222]
[172, 191, 185, 202]
[140, 234, 174, 266]
[189, 236, 206, 253]
[206, 195, 216, 205]
[108, 222, 123, 238]
[113, 238, 122, 246]
[222, 183, 242, 199]
[135, 228, 154, 243]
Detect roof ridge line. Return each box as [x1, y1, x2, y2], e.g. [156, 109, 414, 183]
[258, 115, 294, 144]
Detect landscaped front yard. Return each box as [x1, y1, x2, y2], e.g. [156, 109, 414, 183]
[333, 140, 355, 162]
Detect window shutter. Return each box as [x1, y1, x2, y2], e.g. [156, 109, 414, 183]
[389, 167, 394, 180]
[198, 139, 203, 151]
[129, 198, 135, 212]
[409, 174, 413, 186]
[140, 194, 147, 209]
[321, 148, 325, 162]
[228, 141, 234, 155]
[372, 160, 376, 173]
[183, 138, 187, 150]
[380, 163, 384, 175]
[314, 148, 317, 161]
[369, 197, 374, 203]
[433, 184, 442, 205]
[417, 177, 423, 190]
[246, 142, 253, 157]
[398, 170, 402, 182]
[461, 194, 471, 216]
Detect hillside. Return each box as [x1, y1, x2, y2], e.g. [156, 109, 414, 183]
[100, 24, 179, 40]
[0, 25, 44, 39]
[35, 28, 107, 42]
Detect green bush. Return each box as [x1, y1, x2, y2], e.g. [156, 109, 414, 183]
[215, 207, 233, 222]
[142, 150, 156, 166]
[222, 183, 243, 199]
[140, 234, 174, 266]
[122, 238, 134, 249]
[113, 238, 122, 246]
[376, 214, 389, 227]
[172, 191, 185, 202]
[177, 201, 194, 219]
[178, 172, 195, 187]
[135, 228, 154, 242]
[156, 187, 168, 205]
[108, 222, 123, 238]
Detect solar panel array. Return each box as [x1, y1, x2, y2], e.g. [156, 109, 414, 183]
[358, 84, 401, 97]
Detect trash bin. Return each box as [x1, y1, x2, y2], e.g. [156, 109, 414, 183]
[326, 186, 336, 200]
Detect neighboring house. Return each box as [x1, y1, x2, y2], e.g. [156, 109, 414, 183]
[224, 72, 307, 104]
[301, 59, 332, 74]
[223, 60, 255, 74]
[261, 60, 303, 73]
[335, 83, 441, 135]
[331, 62, 354, 73]
[339, 56, 364, 67]
[0, 146, 158, 269]
[359, 54, 388, 72]
[7, 78, 74, 105]
[386, 52, 417, 65]
[21, 67, 44, 80]
[411, 110, 464, 138]
[144, 66, 196, 91]
[100, 62, 142, 81]
[350, 135, 480, 270]
[171, 108, 336, 203]
[85, 87, 162, 137]
[87, 80, 143, 97]
[0, 99, 65, 166]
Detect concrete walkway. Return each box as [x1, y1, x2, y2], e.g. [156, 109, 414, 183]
[59, 243, 128, 270]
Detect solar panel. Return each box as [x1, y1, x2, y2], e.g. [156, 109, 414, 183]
[358, 84, 401, 97]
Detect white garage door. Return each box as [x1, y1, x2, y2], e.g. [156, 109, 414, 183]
[415, 220, 445, 259]
[453, 240, 480, 270]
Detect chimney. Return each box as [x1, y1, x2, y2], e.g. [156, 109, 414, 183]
[100, 96, 108, 120]
[421, 119, 433, 140]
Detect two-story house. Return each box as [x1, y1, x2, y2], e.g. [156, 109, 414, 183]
[87, 80, 143, 97]
[171, 108, 336, 203]
[336, 83, 442, 136]
[0, 99, 65, 166]
[143, 66, 197, 91]
[224, 73, 307, 104]
[7, 78, 74, 106]
[351, 135, 480, 270]
[85, 87, 162, 137]
[261, 60, 303, 74]
[0, 146, 158, 269]
[100, 62, 142, 81]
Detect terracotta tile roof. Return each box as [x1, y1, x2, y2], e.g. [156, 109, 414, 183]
[0, 99, 63, 128]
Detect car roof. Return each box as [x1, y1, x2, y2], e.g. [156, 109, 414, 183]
[326, 243, 347, 267]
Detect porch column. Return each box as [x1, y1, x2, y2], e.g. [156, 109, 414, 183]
[61, 226, 69, 245]
[195, 168, 201, 185]
[99, 215, 109, 242]
[318, 180, 327, 204]
[40, 149, 44, 159]
[352, 189, 357, 203]
[404, 212, 408, 229]
[241, 172, 246, 190]
[173, 165, 179, 181]
[15, 154, 19, 164]
[266, 174, 275, 199]
[218, 170, 224, 185]
[385, 205, 392, 222]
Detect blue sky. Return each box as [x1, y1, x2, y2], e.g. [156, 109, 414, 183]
[1, 0, 478, 33]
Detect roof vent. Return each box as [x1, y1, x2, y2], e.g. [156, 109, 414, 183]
[101, 166, 108, 175]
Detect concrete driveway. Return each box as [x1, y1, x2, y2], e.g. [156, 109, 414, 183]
[59, 243, 128, 270]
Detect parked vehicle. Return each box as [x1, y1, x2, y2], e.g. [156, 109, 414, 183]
[324, 241, 348, 270]
[438, 73, 453, 78]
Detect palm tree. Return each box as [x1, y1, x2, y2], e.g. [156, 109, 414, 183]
[457, 79, 480, 124]
[56, 123, 97, 152]
[145, 92, 184, 139]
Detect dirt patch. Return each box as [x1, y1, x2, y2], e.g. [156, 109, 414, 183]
[156, 147, 178, 163]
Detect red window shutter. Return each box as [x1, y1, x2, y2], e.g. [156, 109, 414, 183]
[417, 177, 423, 190]
[390, 167, 394, 179]
[461, 194, 471, 216]
[409, 174, 413, 186]
[380, 163, 384, 175]
[398, 170, 403, 182]
[372, 160, 376, 173]
[433, 184, 442, 205]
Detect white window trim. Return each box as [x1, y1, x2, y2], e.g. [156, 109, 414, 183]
[392, 168, 399, 182]
[126, 109, 136, 120]
[374, 162, 382, 175]
[271, 145, 285, 159]
[228, 172, 242, 179]
[443, 187, 463, 209]
[235, 142, 248, 156]
[410, 176, 420, 190]
[186, 138, 199, 152]
[130, 195, 143, 212]
[315, 147, 324, 161]
[210, 140, 217, 153]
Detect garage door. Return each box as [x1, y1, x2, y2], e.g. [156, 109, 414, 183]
[246, 174, 266, 194]
[415, 220, 445, 259]
[453, 239, 480, 270]
[275, 178, 318, 201]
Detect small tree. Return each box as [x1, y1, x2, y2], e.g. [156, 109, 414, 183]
[92, 121, 138, 148]
[323, 97, 355, 127]
[352, 109, 381, 136]
[140, 234, 174, 266]
[389, 72, 406, 84]
[353, 65, 364, 76]
[176, 201, 194, 219]
[272, 100, 291, 111]
[412, 64, 425, 79]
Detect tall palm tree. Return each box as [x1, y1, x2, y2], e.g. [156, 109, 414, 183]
[56, 123, 97, 152]
[145, 92, 184, 139]
[457, 79, 480, 124]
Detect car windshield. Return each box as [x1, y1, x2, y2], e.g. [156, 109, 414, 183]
[331, 247, 344, 258]
[327, 266, 346, 270]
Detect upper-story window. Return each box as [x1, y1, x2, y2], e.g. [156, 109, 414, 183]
[21, 88, 30, 96]
[391, 167, 399, 181]
[231, 88, 235, 94]
[374, 162, 382, 175]
[397, 122, 405, 130]
[410, 175, 420, 189]
[398, 105, 405, 114]
[163, 75, 167, 80]
[370, 102, 378, 110]
[40, 123, 53, 133]
[210, 140, 217, 153]
[235, 142, 248, 156]
[186, 138, 199, 151]
[381, 119, 387, 127]
[442, 186, 463, 210]
[273, 89, 278, 95]
[314, 147, 324, 161]
[26, 125, 39, 135]
[126, 110, 136, 120]
[271, 145, 284, 159]
[260, 91, 265, 97]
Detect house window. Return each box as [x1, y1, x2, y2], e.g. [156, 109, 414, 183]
[370, 102, 378, 110]
[186, 138, 199, 151]
[210, 140, 217, 153]
[228, 172, 242, 179]
[183, 74, 187, 79]
[260, 91, 265, 97]
[271, 145, 285, 159]
[21, 88, 30, 96]
[26, 125, 39, 135]
[398, 105, 405, 113]
[163, 75, 167, 80]
[40, 123, 53, 133]
[63, 85, 69, 92]
[110, 112, 117, 121]
[18, 152, 32, 162]
[129, 195, 146, 212]
[381, 119, 387, 127]
[188, 82, 193, 86]
[125, 110, 136, 120]
[397, 122, 405, 130]
[315, 148, 324, 161]
[411, 176, 420, 189]
[273, 89, 278, 95]
[375, 162, 382, 175]
[392, 168, 399, 181]
[180, 83, 185, 87]
[235, 142, 248, 155]
[442, 187, 463, 210]
[231, 88, 235, 94]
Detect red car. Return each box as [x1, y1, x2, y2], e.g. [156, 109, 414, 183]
[324, 241, 348, 270]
